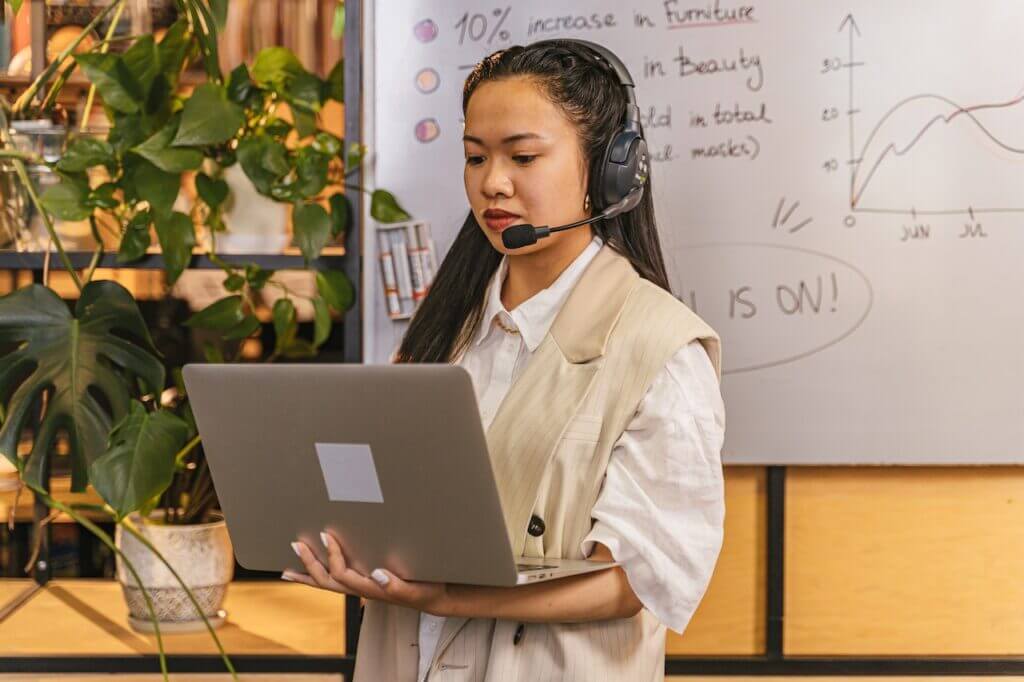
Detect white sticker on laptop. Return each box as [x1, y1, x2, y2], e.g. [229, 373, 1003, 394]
[315, 443, 384, 503]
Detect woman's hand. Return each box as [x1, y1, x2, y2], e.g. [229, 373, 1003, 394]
[283, 531, 452, 616]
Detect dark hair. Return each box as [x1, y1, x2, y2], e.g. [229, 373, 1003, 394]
[395, 40, 671, 364]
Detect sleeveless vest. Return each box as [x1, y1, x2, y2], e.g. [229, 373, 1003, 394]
[354, 244, 722, 681]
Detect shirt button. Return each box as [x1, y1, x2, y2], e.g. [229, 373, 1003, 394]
[429, 621, 439, 632]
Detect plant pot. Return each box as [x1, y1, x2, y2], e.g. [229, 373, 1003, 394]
[114, 510, 234, 633]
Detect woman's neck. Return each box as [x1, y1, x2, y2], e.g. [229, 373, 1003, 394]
[500, 226, 594, 311]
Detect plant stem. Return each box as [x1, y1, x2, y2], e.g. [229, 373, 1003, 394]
[120, 514, 238, 678]
[82, 215, 106, 285]
[4, 154, 83, 291]
[80, 0, 128, 133]
[35, 494, 170, 680]
[174, 434, 202, 467]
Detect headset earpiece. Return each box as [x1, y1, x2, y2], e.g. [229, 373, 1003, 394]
[529, 38, 648, 214]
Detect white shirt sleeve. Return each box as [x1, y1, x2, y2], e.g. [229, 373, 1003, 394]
[580, 339, 726, 634]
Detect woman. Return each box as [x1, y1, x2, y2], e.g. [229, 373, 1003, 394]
[285, 40, 725, 681]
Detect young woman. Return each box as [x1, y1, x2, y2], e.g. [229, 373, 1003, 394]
[285, 40, 725, 681]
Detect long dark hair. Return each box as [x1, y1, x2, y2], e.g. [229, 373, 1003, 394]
[395, 40, 672, 364]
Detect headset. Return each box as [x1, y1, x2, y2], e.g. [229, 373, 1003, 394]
[500, 39, 650, 249]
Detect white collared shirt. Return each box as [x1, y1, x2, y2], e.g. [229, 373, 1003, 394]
[416, 236, 725, 681]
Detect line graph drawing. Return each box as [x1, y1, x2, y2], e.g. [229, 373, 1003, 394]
[839, 15, 1024, 217]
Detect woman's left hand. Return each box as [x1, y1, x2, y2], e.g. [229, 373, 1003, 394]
[284, 531, 451, 616]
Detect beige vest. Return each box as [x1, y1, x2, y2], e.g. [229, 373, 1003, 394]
[354, 245, 721, 682]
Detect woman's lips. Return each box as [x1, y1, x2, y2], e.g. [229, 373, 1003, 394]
[484, 216, 520, 231]
[483, 211, 521, 232]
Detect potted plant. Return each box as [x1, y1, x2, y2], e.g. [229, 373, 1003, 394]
[0, 0, 408, 676]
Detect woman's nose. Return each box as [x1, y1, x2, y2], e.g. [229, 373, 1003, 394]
[481, 161, 514, 198]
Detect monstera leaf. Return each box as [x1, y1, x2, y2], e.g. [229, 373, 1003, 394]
[0, 282, 165, 492]
[90, 400, 190, 520]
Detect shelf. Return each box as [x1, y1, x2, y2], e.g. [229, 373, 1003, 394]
[0, 70, 208, 90]
[0, 247, 347, 271]
[0, 578, 347, 657]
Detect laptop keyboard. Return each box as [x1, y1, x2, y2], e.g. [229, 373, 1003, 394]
[517, 563, 558, 572]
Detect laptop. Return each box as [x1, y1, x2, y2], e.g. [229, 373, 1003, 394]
[181, 363, 616, 586]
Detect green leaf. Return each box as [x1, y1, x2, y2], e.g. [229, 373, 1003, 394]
[271, 298, 297, 353]
[292, 203, 332, 263]
[227, 64, 254, 104]
[195, 172, 229, 208]
[185, 295, 244, 331]
[122, 35, 160, 99]
[264, 118, 292, 139]
[328, 192, 350, 238]
[157, 18, 191, 78]
[251, 47, 305, 87]
[370, 189, 411, 223]
[89, 401, 189, 520]
[107, 112, 149, 155]
[153, 211, 196, 285]
[244, 264, 273, 290]
[117, 211, 152, 263]
[283, 70, 325, 113]
[312, 132, 342, 157]
[295, 146, 329, 198]
[208, 0, 228, 28]
[0, 282, 164, 491]
[312, 296, 331, 348]
[173, 83, 245, 147]
[128, 157, 180, 217]
[292, 108, 317, 139]
[345, 142, 366, 172]
[74, 52, 143, 114]
[282, 339, 316, 359]
[40, 181, 91, 221]
[326, 59, 344, 101]
[56, 137, 115, 173]
[222, 272, 245, 291]
[202, 342, 224, 363]
[222, 314, 261, 341]
[85, 183, 119, 209]
[133, 119, 203, 173]
[316, 269, 354, 313]
[236, 135, 289, 195]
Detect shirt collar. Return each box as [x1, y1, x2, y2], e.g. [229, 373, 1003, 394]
[474, 235, 604, 352]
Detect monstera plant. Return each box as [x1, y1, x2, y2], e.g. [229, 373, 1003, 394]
[0, 0, 407, 677]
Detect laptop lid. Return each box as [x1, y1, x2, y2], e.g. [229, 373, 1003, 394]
[182, 363, 521, 586]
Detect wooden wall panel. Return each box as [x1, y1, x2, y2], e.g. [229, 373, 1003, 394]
[785, 467, 1024, 655]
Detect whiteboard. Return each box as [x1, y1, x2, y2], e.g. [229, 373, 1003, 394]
[362, 1, 1024, 465]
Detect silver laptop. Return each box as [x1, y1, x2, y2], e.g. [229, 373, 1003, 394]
[181, 363, 616, 586]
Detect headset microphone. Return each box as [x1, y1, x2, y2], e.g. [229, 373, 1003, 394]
[500, 188, 642, 250]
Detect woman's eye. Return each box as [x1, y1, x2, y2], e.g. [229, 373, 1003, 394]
[512, 155, 536, 165]
[465, 155, 484, 166]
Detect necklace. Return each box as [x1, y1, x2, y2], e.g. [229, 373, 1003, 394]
[494, 315, 520, 335]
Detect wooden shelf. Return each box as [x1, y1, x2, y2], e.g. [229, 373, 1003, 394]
[0, 70, 208, 90]
[0, 579, 347, 657]
[0, 246, 347, 271]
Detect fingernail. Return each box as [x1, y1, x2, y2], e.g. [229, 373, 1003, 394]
[290, 541, 302, 558]
[371, 568, 390, 586]
[320, 531, 330, 549]
[281, 571, 295, 582]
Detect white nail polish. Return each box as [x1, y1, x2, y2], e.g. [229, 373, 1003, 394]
[291, 542, 302, 557]
[320, 532, 330, 549]
[371, 568, 390, 586]
[281, 572, 295, 582]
